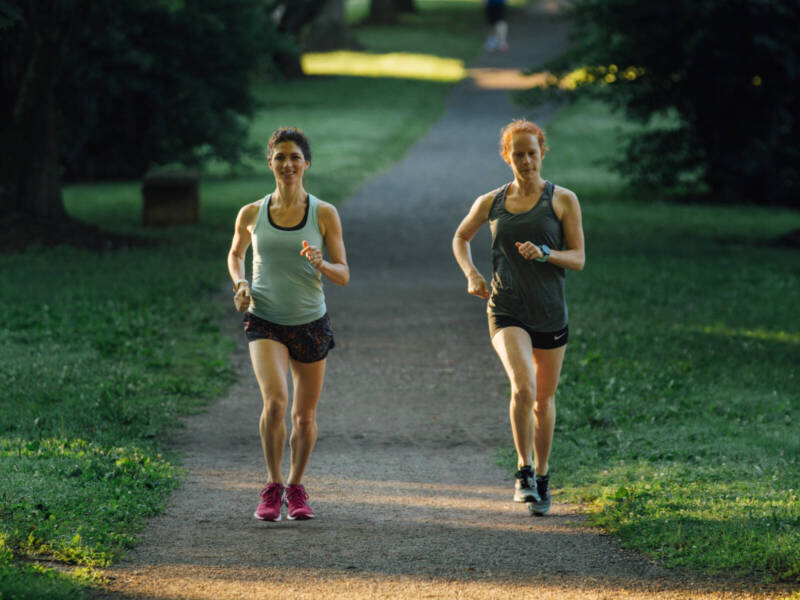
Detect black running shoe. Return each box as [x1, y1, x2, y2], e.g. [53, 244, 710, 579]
[513, 466, 540, 503]
[529, 473, 551, 516]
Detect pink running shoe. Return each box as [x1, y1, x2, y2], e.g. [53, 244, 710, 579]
[285, 484, 314, 520]
[254, 482, 284, 521]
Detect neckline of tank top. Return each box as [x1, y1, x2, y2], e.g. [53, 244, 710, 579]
[266, 193, 311, 231]
[500, 181, 552, 216]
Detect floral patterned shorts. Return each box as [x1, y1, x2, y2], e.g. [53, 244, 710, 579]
[243, 312, 335, 363]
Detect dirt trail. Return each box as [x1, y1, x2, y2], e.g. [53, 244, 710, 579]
[95, 4, 791, 599]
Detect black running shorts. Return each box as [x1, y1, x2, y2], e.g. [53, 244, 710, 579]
[488, 313, 568, 349]
[243, 312, 335, 363]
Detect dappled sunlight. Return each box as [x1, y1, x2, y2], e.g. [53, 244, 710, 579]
[220, 476, 503, 498]
[683, 323, 800, 344]
[467, 68, 550, 90]
[302, 51, 644, 92]
[302, 51, 465, 82]
[191, 471, 583, 527]
[102, 564, 787, 600]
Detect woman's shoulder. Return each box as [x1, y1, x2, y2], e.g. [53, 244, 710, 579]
[314, 197, 339, 218]
[551, 183, 578, 202]
[237, 198, 264, 225]
[477, 184, 507, 208]
[551, 183, 580, 219]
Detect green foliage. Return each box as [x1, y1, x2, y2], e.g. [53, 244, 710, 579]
[54, 0, 291, 179]
[499, 98, 800, 581]
[519, 0, 800, 206]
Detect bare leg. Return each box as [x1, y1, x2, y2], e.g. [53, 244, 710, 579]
[532, 345, 566, 475]
[492, 327, 536, 469]
[248, 340, 290, 484]
[496, 20, 508, 49]
[287, 358, 326, 485]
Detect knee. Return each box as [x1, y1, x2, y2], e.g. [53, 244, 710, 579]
[262, 393, 287, 421]
[533, 394, 555, 418]
[292, 411, 317, 433]
[511, 384, 535, 410]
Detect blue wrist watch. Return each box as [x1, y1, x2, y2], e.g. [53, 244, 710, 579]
[535, 244, 551, 262]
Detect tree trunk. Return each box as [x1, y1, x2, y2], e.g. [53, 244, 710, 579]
[0, 2, 65, 220]
[274, 0, 328, 77]
[394, 0, 417, 13]
[368, 0, 396, 24]
[305, 0, 363, 52]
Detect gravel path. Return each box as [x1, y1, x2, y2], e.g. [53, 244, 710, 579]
[95, 4, 792, 599]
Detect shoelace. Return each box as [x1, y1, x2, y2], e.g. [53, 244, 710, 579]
[515, 469, 534, 488]
[537, 476, 549, 498]
[285, 486, 308, 506]
[262, 483, 283, 504]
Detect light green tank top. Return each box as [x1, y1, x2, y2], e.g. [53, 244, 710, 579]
[249, 194, 326, 325]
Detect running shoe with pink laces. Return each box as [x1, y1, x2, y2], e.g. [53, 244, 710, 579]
[285, 484, 314, 520]
[254, 482, 284, 521]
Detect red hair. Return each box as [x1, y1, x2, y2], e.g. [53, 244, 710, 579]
[499, 119, 548, 162]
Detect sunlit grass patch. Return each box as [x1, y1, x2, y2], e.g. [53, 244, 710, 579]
[0, 438, 178, 568]
[591, 465, 800, 581]
[681, 324, 800, 345]
[302, 51, 465, 81]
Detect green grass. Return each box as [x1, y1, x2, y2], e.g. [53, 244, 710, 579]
[0, 3, 484, 597]
[498, 98, 800, 583]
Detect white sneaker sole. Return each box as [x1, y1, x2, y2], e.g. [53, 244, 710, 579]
[254, 511, 281, 521]
[287, 513, 314, 521]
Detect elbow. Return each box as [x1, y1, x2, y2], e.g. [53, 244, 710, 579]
[576, 254, 586, 271]
[338, 267, 350, 286]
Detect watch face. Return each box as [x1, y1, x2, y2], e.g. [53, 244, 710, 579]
[541, 244, 550, 256]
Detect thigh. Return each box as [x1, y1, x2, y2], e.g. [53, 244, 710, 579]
[289, 358, 327, 414]
[491, 326, 536, 389]
[532, 345, 567, 399]
[249, 339, 290, 401]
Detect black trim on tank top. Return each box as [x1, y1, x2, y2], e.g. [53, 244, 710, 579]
[267, 194, 310, 231]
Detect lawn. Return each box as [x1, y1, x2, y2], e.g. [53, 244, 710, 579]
[0, 2, 488, 598]
[499, 98, 800, 583]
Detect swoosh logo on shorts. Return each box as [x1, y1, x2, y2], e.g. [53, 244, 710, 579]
[554, 332, 566, 340]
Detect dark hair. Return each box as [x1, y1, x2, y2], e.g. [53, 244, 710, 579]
[267, 127, 311, 162]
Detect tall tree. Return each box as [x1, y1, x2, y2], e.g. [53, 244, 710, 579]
[523, 0, 800, 206]
[367, 0, 396, 25]
[305, 0, 362, 52]
[1, 1, 69, 220]
[272, 0, 328, 76]
[0, 0, 291, 230]
[394, 0, 417, 13]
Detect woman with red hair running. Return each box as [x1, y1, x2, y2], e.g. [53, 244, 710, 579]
[452, 119, 585, 515]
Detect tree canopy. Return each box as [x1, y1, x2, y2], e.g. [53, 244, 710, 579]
[522, 0, 799, 207]
[0, 0, 294, 220]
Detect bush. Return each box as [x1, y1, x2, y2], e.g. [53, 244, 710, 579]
[521, 0, 800, 206]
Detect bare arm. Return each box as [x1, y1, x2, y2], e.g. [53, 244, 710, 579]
[516, 187, 585, 271]
[227, 203, 258, 312]
[452, 192, 495, 299]
[301, 201, 349, 286]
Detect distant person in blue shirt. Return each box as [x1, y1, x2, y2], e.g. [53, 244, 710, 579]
[485, 0, 509, 52]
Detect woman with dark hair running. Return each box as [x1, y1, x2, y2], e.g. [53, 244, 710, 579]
[228, 127, 349, 521]
[452, 120, 585, 515]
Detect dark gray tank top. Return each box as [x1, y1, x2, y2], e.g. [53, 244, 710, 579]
[487, 181, 568, 331]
